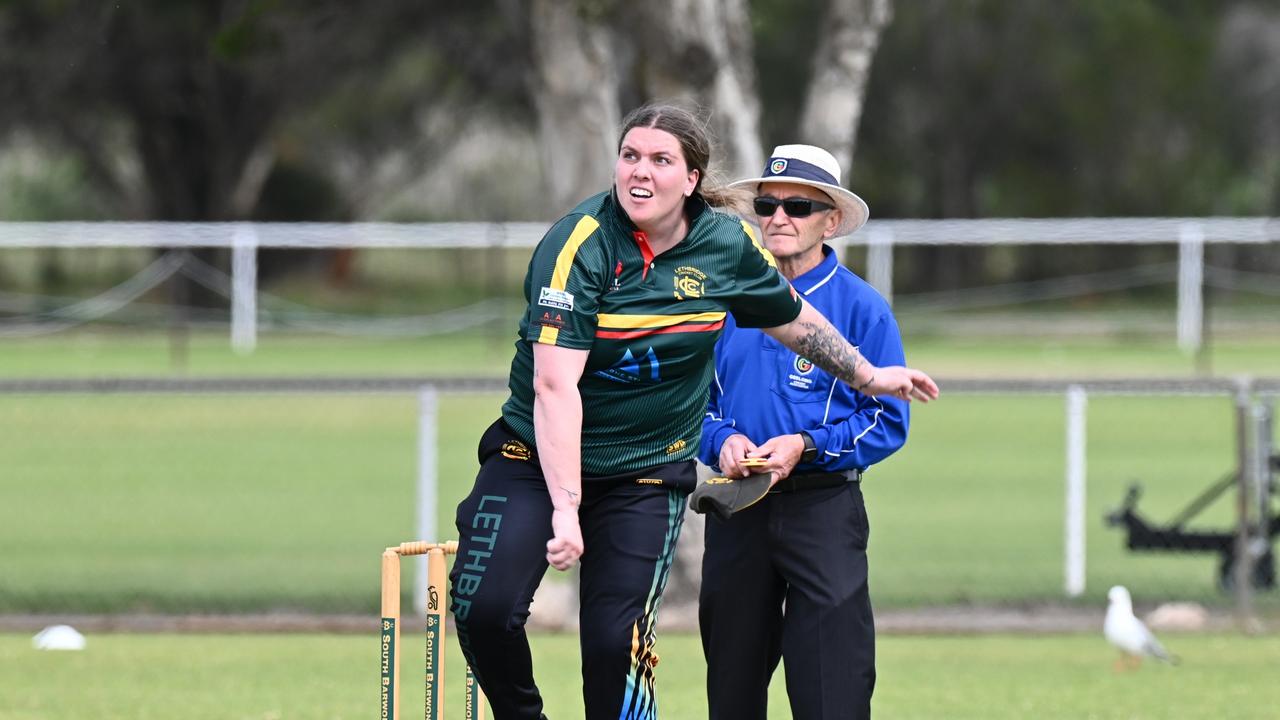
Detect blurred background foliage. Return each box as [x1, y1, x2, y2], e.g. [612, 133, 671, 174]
[2, 0, 1279, 298]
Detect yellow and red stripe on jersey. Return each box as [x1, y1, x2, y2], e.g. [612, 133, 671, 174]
[595, 311, 726, 339]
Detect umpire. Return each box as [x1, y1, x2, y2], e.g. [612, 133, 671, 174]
[698, 145, 911, 720]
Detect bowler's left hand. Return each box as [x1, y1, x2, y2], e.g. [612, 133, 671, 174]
[860, 366, 939, 403]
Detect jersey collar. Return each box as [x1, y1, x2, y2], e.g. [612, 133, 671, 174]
[606, 190, 711, 280]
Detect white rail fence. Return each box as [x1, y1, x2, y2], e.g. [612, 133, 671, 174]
[2, 218, 1278, 352]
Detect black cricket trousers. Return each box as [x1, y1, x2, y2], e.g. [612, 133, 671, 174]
[700, 480, 876, 720]
[450, 420, 695, 720]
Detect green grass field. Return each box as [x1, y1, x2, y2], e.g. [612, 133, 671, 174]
[0, 384, 1274, 612]
[3, 631, 1278, 719]
[3, 329, 1279, 717]
[1, 330, 1278, 613]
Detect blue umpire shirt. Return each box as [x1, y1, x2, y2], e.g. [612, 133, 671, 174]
[700, 244, 909, 473]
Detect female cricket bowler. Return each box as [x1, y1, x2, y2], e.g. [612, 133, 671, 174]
[448, 103, 938, 720]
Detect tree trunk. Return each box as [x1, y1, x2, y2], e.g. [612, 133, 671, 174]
[798, 0, 893, 174]
[528, 0, 621, 211]
[625, 0, 763, 180]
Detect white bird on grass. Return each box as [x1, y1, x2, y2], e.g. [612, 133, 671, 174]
[1104, 585, 1179, 670]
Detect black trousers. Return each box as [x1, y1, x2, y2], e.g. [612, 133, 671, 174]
[700, 481, 875, 720]
[450, 420, 694, 720]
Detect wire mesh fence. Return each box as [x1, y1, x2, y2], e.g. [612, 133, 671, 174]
[2, 378, 1276, 628]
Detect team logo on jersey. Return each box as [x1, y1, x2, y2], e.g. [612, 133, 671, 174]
[769, 158, 788, 175]
[593, 347, 660, 384]
[673, 266, 707, 300]
[788, 354, 816, 390]
[665, 438, 687, 455]
[500, 440, 532, 461]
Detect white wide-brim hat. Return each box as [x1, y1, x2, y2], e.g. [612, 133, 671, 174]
[729, 144, 870, 237]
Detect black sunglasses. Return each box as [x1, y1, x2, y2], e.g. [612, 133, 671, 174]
[753, 196, 836, 218]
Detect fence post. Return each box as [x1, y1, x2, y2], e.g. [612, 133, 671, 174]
[1065, 385, 1087, 597]
[231, 224, 258, 355]
[1177, 223, 1204, 354]
[416, 386, 439, 616]
[831, 232, 851, 269]
[1245, 397, 1272, 633]
[1254, 399, 1274, 562]
[1232, 382, 1259, 631]
[866, 226, 894, 305]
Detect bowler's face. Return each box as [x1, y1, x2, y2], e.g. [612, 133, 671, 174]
[615, 127, 698, 232]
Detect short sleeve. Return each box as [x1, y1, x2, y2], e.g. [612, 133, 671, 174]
[726, 221, 803, 328]
[521, 214, 606, 349]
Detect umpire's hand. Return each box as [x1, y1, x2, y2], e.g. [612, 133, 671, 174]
[747, 433, 806, 481]
[717, 433, 759, 478]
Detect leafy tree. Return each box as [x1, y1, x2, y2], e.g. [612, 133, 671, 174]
[853, 0, 1271, 290]
[0, 0, 532, 293]
[0, 1, 444, 220]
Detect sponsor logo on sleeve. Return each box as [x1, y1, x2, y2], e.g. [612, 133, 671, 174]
[535, 311, 565, 329]
[538, 287, 575, 311]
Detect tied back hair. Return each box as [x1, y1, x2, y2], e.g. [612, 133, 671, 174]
[618, 103, 752, 216]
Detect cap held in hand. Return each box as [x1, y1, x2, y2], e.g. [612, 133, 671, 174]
[688, 472, 774, 521]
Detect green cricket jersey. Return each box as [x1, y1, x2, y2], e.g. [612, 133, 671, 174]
[501, 190, 803, 476]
